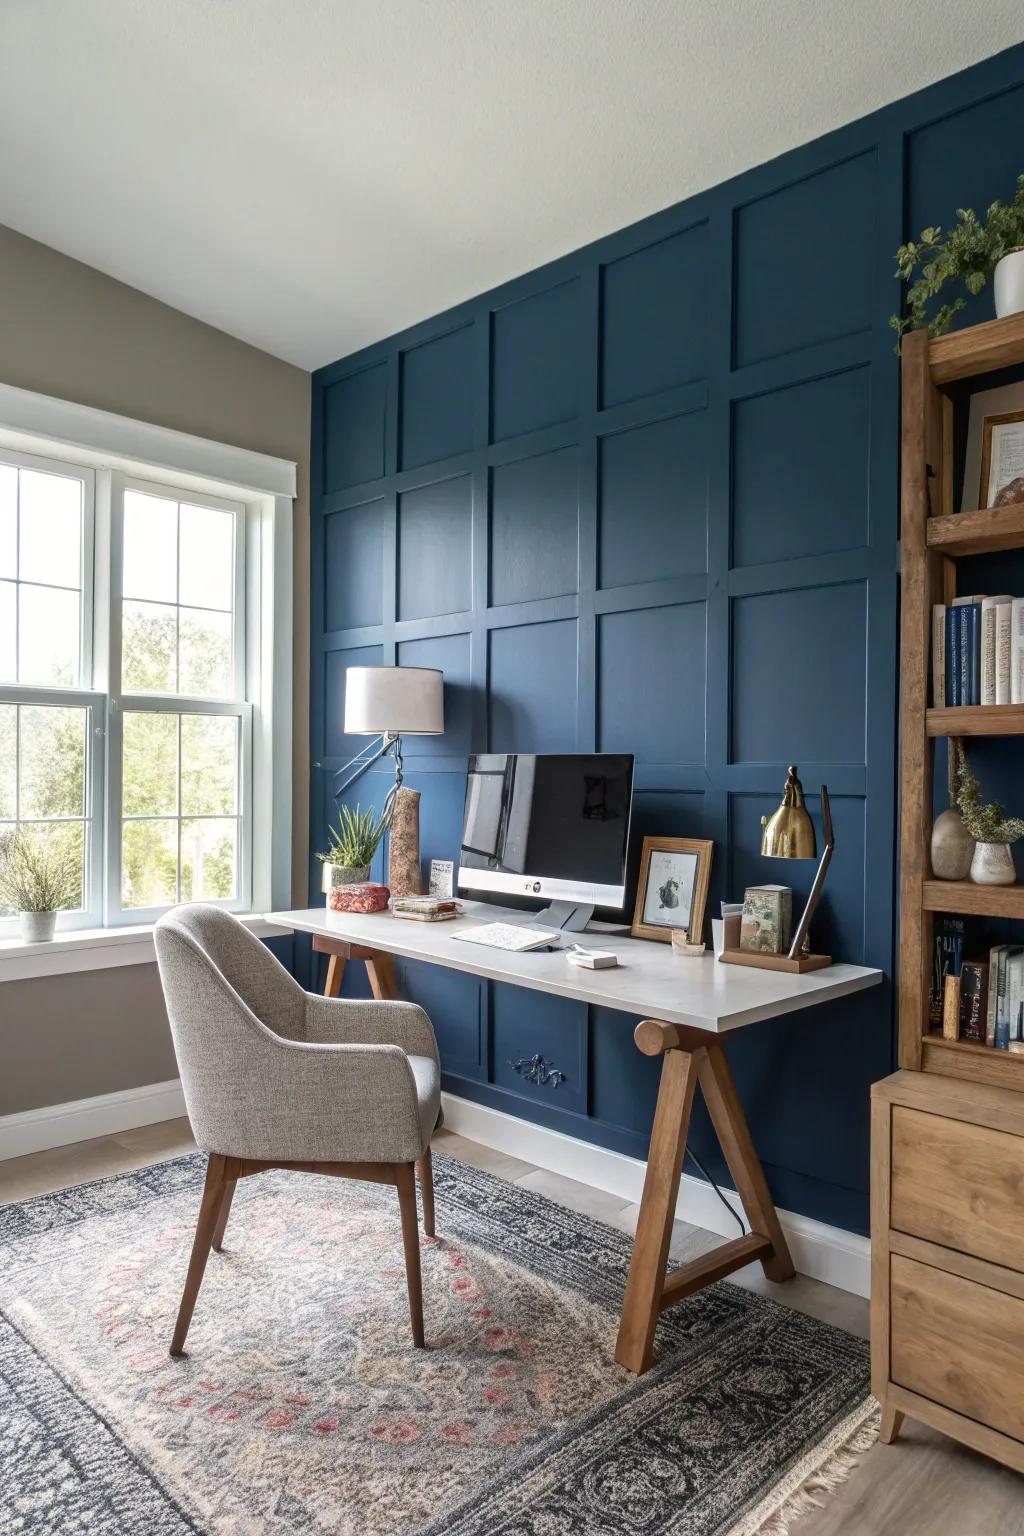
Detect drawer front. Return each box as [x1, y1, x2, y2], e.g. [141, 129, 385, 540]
[891, 1105, 1024, 1272]
[891, 1255, 1024, 1442]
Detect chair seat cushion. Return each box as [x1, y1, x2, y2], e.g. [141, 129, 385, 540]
[408, 1054, 442, 1149]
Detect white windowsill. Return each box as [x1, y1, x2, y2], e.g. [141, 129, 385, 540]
[0, 914, 291, 983]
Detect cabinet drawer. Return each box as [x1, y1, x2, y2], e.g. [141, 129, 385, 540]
[891, 1255, 1024, 1442]
[891, 1105, 1024, 1271]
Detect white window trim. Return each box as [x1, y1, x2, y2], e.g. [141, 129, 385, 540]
[0, 382, 295, 977]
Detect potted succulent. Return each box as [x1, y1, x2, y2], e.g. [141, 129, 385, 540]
[316, 803, 389, 894]
[890, 172, 1024, 346]
[956, 756, 1024, 886]
[0, 829, 80, 942]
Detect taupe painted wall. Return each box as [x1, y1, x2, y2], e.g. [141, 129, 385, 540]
[0, 224, 310, 1116]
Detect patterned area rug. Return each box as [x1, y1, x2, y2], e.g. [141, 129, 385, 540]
[0, 1152, 875, 1535]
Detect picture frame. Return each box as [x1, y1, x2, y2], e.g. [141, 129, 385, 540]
[960, 381, 1024, 512]
[631, 836, 713, 944]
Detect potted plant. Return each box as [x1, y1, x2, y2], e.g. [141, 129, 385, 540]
[956, 756, 1024, 886]
[0, 829, 80, 941]
[316, 803, 389, 893]
[890, 172, 1024, 346]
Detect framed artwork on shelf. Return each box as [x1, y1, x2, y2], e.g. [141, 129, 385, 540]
[961, 381, 1024, 511]
[631, 835, 713, 944]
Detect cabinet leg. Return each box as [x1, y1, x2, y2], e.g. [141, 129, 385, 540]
[879, 1401, 905, 1444]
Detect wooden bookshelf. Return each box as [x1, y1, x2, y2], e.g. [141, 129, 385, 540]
[928, 309, 1024, 384]
[922, 880, 1024, 920]
[926, 705, 1024, 736]
[926, 501, 1024, 555]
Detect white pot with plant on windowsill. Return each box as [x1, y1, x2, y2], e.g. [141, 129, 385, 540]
[0, 828, 80, 943]
[316, 803, 390, 895]
[956, 755, 1024, 887]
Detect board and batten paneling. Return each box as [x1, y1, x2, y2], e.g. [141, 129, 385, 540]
[309, 43, 1024, 1235]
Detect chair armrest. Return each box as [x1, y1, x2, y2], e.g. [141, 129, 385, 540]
[303, 994, 439, 1063]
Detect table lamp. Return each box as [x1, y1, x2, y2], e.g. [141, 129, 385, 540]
[333, 666, 444, 818]
[720, 765, 834, 974]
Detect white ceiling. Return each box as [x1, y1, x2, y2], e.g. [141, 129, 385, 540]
[2, 1, 1022, 370]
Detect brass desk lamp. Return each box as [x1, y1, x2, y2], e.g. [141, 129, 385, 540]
[720, 765, 834, 974]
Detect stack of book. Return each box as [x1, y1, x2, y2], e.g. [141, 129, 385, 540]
[932, 594, 1024, 706]
[391, 896, 462, 923]
[931, 918, 1024, 1050]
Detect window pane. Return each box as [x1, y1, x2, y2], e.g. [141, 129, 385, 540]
[19, 705, 86, 818]
[180, 714, 236, 816]
[181, 818, 237, 901]
[122, 818, 178, 908]
[0, 466, 15, 579]
[179, 609, 231, 697]
[18, 583, 80, 686]
[122, 600, 177, 692]
[123, 490, 177, 603]
[0, 580, 14, 682]
[123, 711, 178, 816]
[10, 821, 86, 915]
[0, 705, 14, 819]
[180, 504, 233, 610]
[18, 469, 82, 589]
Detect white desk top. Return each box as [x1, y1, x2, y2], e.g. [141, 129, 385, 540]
[266, 902, 883, 1035]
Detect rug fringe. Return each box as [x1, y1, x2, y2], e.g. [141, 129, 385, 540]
[729, 1404, 881, 1536]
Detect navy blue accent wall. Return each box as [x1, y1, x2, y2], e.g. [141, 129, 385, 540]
[310, 44, 1024, 1236]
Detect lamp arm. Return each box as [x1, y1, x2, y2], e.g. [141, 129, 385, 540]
[332, 734, 396, 800]
[787, 784, 835, 959]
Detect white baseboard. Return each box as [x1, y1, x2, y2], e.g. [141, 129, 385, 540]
[0, 1079, 187, 1161]
[441, 1092, 870, 1299]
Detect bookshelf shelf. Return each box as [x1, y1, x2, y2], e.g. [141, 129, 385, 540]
[928, 310, 1024, 384]
[922, 880, 1024, 920]
[926, 502, 1024, 556]
[921, 1035, 1024, 1091]
[926, 705, 1024, 736]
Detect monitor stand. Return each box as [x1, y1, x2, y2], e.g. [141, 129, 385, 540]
[531, 900, 595, 933]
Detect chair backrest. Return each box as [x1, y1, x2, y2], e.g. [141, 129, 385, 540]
[154, 905, 306, 1148]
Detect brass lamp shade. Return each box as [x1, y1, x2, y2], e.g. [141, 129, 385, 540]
[760, 766, 816, 860]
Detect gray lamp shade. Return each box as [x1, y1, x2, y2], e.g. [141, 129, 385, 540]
[344, 666, 444, 736]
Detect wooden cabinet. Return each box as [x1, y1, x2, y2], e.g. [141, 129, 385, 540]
[873, 1071, 1024, 1473]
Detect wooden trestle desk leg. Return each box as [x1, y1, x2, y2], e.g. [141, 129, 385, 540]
[614, 1019, 795, 1375]
[313, 935, 398, 1000]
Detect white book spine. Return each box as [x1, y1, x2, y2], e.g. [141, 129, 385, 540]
[997, 600, 1013, 704]
[981, 597, 1012, 707]
[1013, 599, 1024, 705]
[932, 604, 946, 707]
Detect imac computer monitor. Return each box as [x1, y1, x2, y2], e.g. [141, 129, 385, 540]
[458, 753, 634, 931]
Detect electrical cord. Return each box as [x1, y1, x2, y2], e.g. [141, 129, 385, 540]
[685, 1144, 746, 1235]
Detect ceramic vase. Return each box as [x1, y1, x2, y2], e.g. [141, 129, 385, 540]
[995, 249, 1024, 320]
[21, 909, 56, 942]
[931, 807, 975, 880]
[321, 861, 371, 894]
[970, 840, 1016, 886]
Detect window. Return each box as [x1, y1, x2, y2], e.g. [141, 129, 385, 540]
[0, 450, 255, 931]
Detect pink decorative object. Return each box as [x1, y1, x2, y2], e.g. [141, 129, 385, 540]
[328, 882, 390, 913]
[388, 786, 423, 898]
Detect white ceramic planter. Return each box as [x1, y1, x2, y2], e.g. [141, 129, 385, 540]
[970, 840, 1016, 886]
[320, 861, 371, 894]
[20, 909, 57, 942]
[994, 248, 1024, 320]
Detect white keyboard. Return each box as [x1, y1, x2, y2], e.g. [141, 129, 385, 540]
[452, 921, 560, 953]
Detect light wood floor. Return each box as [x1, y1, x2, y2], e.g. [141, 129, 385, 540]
[1, 1120, 1021, 1534]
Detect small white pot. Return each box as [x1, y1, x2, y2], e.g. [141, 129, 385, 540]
[320, 861, 371, 894]
[20, 909, 57, 942]
[970, 840, 1017, 886]
[994, 248, 1024, 320]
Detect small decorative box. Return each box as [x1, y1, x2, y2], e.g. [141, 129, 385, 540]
[328, 882, 390, 913]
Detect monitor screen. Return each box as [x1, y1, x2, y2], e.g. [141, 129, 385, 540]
[459, 753, 634, 907]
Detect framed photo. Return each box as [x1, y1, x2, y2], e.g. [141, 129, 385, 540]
[631, 836, 713, 944]
[961, 381, 1024, 512]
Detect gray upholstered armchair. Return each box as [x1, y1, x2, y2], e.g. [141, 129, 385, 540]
[154, 904, 441, 1355]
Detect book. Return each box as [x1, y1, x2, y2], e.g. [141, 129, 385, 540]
[932, 604, 946, 706]
[952, 595, 986, 705]
[981, 596, 1012, 705]
[1013, 598, 1024, 704]
[942, 973, 961, 1040]
[391, 896, 459, 913]
[987, 944, 1008, 1046]
[1008, 949, 1024, 1051]
[945, 606, 959, 707]
[739, 885, 792, 954]
[958, 960, 987, 1043]
[391, 908, 459, 922]
[931, 915, 965, 1028]
[997, 598, 1013, 704]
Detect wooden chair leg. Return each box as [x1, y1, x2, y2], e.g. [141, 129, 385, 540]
[171, 1154, 229, 1357]
[416, 1148, 435, 1238]
[396, 1162, 425, 1347]
[211, 1177, 236, 1253]
[614, 1047, 700, 1374]
[880, 1401, 905, 1444]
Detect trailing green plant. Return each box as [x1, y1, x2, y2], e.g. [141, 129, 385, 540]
[316, 803, 389, 869]
[890, 173, 1024, 348]
[0, 829, 81, 913]
[956, 756, 1024, 845]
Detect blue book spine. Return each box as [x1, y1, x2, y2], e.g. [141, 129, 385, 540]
[946, 609, 960, 706]
[969, 602, 983, 706]
[959, 603, 972, 705]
